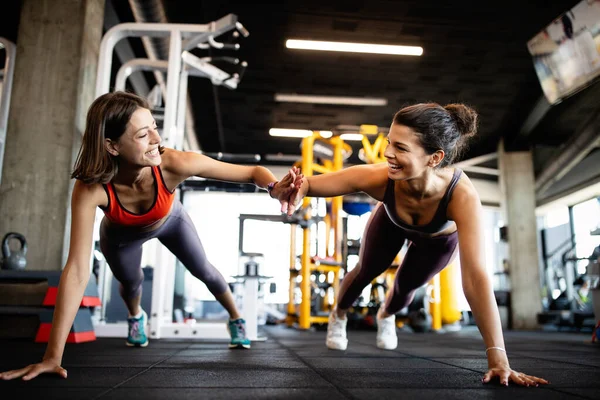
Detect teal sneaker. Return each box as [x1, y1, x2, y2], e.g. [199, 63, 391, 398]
[227, 318, 251, 349]
[126, 310, 149, 347]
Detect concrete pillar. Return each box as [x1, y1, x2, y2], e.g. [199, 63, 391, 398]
[497, 139, 542, 329]
[0, 0, 105, 270]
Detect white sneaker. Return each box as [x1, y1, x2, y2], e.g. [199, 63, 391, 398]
[376, 313, 398, 350]
[326, 311, 348, 350]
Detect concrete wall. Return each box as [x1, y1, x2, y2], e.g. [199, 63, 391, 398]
[0, 0, 105, 270]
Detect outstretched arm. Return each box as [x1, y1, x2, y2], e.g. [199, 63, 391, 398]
[451, 183, 548, 387]
[0, 180, 100, 381]
[279, 163, 388, 215]
[162, 149, 302, 210]
[164, 149, 279, 188]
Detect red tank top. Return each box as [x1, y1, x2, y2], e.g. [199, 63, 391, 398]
[100, 166, 175, 227]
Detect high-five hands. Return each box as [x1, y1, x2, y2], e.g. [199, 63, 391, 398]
[270, 166, 304, 216]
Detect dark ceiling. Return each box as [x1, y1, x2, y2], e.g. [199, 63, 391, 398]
[2, 0, 598, 186]
[119, 0, 590, 169]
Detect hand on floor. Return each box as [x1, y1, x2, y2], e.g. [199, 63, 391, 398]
[0, 359, 67, 381]
[482, 366, 548, 387]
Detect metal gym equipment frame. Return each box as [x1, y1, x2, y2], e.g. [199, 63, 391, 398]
[0, 37, 16, 185]
[93, 15, 252, 340]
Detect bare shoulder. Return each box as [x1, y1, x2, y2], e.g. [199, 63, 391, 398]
[349, 162, 389, 200]
[157, 147, 188, 181]
[158, 148, 184, 171]
[159, 147, 200, 176]
[448, 171, 481, 218]
[455, 170, 479, 195]
[365, 162, 390, 183]
[72, 179, 107, 208]
[158, 147, 212, 188]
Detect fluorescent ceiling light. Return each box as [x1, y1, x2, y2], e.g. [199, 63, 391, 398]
[270, 128, 312, 138]
[269, 129, 332, 139]
[275, 94, 387, 106]
[286, 39, 423, 56]
[340, 133, 364, 141]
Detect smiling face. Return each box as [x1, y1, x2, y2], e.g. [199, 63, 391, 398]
[106, 107, 162, 167]
[383, 123, 444, 180]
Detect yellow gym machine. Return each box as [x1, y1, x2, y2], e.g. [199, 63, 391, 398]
[358, 124, 388, 164]
[286, 132, 351, 329]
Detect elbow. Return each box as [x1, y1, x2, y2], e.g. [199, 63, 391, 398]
[462, 271, 491, 302]
[63, 262, 91, 286]
[253, 166, 269, 185]
[462, 280, 476, 304]
[249, 167, 259, 184]
[463, 284, 484, 309]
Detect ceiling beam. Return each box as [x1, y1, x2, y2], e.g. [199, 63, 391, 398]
[535, 111, 600, 197]
[452, 152, 497, 168]
[460, 166, 499, 176]
[518, 96, 551, 138]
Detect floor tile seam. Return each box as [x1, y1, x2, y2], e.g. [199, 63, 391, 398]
[90, 342, 196, 400]
[79, 384, 339, 389]
[508, 352, 600, 369]
[337, 338, 487, 374]
[349, 339, 600, 372]
[350, 338, 482, 355]
[542, 387, 598, 399]
[16, 384, 599, 390]
[267, 335, 361, 400]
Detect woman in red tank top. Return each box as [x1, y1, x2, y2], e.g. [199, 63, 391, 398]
[0, 91, 301, 381]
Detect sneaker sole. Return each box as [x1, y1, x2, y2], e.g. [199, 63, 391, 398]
[326, 340, 348, 351]
[376, 341, 397, 350]
[228, 343, 251, 349]
[126, 340, 149, 348]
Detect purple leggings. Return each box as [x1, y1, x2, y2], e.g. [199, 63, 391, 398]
[338, 203, 459, 314]
[99, 200, 229, 300]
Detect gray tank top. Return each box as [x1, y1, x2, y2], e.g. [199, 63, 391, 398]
[382, 168, 462, 235]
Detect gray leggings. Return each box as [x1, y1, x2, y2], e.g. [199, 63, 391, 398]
[338, 203, 459, 314]
[99, 200, 229, 300]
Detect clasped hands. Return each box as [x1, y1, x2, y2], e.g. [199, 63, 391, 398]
[269, 166, 305, 216]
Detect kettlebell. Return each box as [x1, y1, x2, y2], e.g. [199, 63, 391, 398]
[2, 232, 28, 270]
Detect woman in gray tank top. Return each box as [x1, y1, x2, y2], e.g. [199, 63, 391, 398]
[276, 102, 548, 388]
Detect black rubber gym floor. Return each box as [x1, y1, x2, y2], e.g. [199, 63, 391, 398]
[1, 325, 598, 399]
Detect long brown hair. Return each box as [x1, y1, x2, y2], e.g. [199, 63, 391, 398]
[71, 91, 164, 184]
[393, 103, 478, 168]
